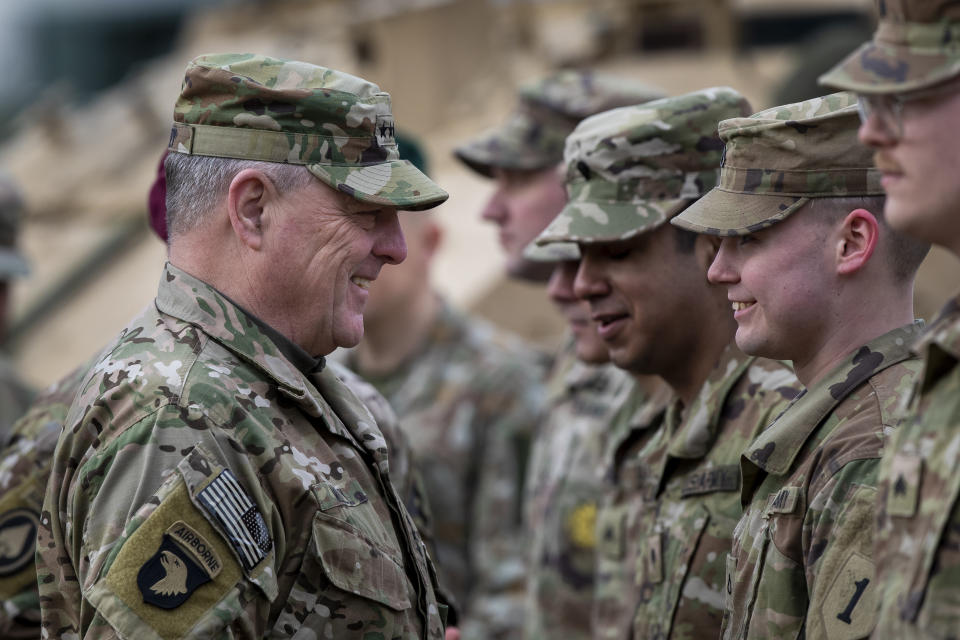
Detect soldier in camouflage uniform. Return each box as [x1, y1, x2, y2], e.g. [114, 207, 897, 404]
[0, 174, 33, 444]
[672, 92, 930, 639]
[334, 206, 546, 639]
[518, 240, 659, 640]
[455, 70, 664, 282]
[820, 1, 960, 635]
[36, 53, 451, 639]
[533, 87, 801, 640]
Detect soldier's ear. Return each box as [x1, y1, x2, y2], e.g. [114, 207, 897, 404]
[227, 170, 272, 251]
[835, 209, 879, 276]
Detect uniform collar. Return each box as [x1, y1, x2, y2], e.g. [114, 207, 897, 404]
[666, 342, 754, 460]
[912, 294, 960, 393]
[742, 322, 923, 479]
[155, 263, 389, 469]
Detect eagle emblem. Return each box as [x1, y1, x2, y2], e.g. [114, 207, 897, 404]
[151, 550, 188, 597]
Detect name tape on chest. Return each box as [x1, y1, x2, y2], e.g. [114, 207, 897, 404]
[197, 469, 272, 571]
[681, 465, 741, 498]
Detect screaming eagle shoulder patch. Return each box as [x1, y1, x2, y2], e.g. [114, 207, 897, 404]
[137, 521, 223, 609]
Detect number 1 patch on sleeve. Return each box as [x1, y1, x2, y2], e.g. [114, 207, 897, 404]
[821, 552, 878, 640]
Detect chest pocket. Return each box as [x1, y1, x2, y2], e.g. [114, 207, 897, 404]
[899, 456, 960, 634]
[634, 504, 713, 640]
[722, 514, 805, 640]
[270, 481, 413, 638]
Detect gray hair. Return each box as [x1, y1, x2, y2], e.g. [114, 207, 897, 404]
[164, 152, 315, 238]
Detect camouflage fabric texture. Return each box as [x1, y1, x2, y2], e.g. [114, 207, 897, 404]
[521, 341, 635, 640]
[594, 345, 799, 640]
[723, 323, 923, 640]
[820, 0, 960, 94]
[0, 173, 29, 277]
[0, 358, 32, 447]
[871, 296, 960, 638]
[454, 70, 666, 177]
[0, 362, 88, 639]
[37, 263, 445, 639]
[335, 300, 546, 640]
[672, 92, 884, 236]
[168, 53, 447, 210]
[534, 87, 753, 246]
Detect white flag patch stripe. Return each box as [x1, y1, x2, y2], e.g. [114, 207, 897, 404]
[198, 469, 271, 571]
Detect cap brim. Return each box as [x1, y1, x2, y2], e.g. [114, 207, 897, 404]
[0, 249, 30, 277]
[820, 39, 960, 94]
[308, 160, 448, 211]
[671, 188, 808, 236]
[522, 240, 580, 263]
[535, 198, 690, 245]
[454, 139, 558, 178]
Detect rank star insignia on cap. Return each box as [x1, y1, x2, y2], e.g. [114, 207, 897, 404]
[168, 53, 447, 211]
[671, 92, 882, 236]
[533, 87, 752, 247]
[820, 0, 960, 94]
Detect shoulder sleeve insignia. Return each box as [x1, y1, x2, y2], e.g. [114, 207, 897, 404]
[0, 508, 40, 577]
[137, 521, 222, 609]
[197, 469, 272, 571]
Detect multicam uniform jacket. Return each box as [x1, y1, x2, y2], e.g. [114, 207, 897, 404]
[337, 300, 546, 640]
[723, 323, 924, 640]
[522, 343, 636, 640]
[0, 363, 88, 638]
[36, 263, 445, 640]
[594, 344, 799, 640]
[872, 299, 960, 638]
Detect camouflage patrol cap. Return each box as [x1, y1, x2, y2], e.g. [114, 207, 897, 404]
[0, 174, 29, 278]
[672, 92, 882, 236]
[168, 53, 447, 211]
[820, 0, 960, 93]
[533, 87, 752, 246]
[522, 240, 580, 263]
[454, 71, 666, 177]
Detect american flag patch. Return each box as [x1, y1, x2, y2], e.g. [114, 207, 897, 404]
[197, 469, 272, 571]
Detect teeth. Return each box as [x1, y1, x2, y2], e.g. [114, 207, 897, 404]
[351, 276, 371, 290]
[732, 301, 753, 312]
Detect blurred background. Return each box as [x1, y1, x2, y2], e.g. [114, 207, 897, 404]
[3, 0, 956, 387]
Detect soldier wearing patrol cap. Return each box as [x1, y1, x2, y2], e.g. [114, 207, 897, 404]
[37, 53, 451, 639]
[455, 71, 665, 281]
[519, 240, 663, 640]
[333, 137, 548, 640]
[672, 92, 930, 640]
[821, 3, 960, 637]
[533, 87, 801, 640]
[0, 174, 33, 445]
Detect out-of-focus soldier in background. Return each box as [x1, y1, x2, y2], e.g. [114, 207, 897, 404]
[455, 70, 665, 283]
[0, 174, 33, 444]
[674, 93, 929, 640]
[821, 0, 960, 635]
[452, 70, 665, 638]
[333, 135, 546, 640]
[518, 239, 662, 640]
[36, 53, 452, 639]
[534, 87, 801, 640]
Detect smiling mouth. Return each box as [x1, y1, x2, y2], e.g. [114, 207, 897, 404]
[732, 301, 754, 312]
[351, 276, 372, 290]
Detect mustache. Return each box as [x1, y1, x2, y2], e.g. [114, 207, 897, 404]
[874, 152, 903, 174]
